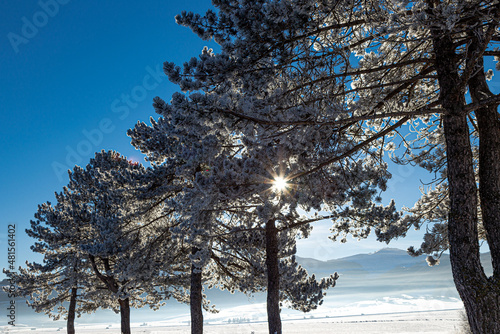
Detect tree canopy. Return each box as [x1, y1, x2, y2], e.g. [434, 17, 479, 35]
[158, 0, 500, 332]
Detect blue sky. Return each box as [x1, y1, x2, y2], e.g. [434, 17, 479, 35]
[1, 0, 218, 274]
[1, 1, 489, 276]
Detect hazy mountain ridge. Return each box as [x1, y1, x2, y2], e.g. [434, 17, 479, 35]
[298, 247, 492, 276]
[296, 248, 492, 302]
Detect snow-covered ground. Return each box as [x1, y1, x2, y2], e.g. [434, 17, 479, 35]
[1, 295, 465, 333]
[0, 310, 465, 334]
[2, 249, 475, 333]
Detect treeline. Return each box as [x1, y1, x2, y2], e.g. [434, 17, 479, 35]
[5, 150, 337, 334]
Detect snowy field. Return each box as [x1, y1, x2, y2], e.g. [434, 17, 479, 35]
[1, 310, 464, 334]
[1, 296, 466, 334]
[2, 249, 474, 333]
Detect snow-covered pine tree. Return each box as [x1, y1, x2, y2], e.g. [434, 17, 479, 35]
[128, 90, 382, 333]
[162, 1, 500, 332]
[199, 148, 343, 334]
[3, 199, 99, 334]
[64, 150, 191, 334]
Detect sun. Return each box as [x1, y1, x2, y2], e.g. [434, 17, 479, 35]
[272, 176, 289, 193]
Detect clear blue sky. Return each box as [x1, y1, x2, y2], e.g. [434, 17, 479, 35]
[1, 1, 494, 275]
[1, 0, 218, 274]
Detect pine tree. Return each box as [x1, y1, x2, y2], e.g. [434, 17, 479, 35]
[195, 150, 340, 334]
[8, 151, 193, 334]
[129, 92, 372, 334]
[4, 200, 99, 334]
[65, 151, 192, 334]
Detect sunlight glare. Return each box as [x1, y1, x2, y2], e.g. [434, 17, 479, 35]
[272, 176, 288, 192]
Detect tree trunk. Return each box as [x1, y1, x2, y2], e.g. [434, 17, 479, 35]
[428, 5, 500, 332]
[67, 287, 77, 334]
[190, 247, 203, 334]
[466, 30, 500, 333]
[468, 46, 500, 279]
[476, 105, 500, 273]
[89, 255, 132, 333]
[265, 219, 282, 334]
[441, 110, 500, 333]
[118, 298, 131, 334]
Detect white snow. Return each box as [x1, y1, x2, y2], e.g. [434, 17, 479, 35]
[1, 295, 465, 333]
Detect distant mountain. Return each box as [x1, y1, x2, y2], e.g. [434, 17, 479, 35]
[297, 247, 430, 277]
[296, 248, 493, 302]
[298, 247, 493, 276]
[334, 248, 428, 272]
[209, 248, 493, 307]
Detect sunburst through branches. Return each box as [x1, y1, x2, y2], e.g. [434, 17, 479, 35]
[272, 176, 289, 193]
